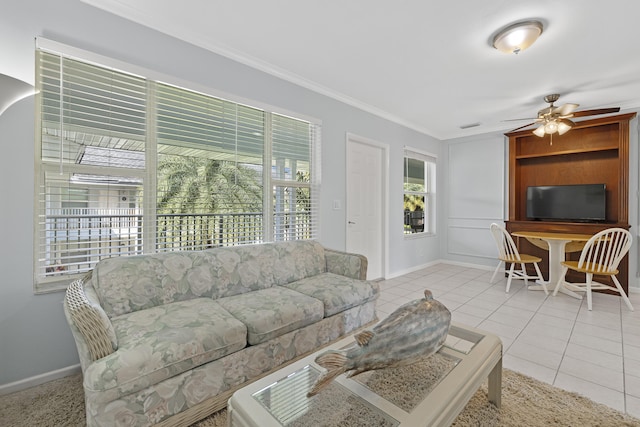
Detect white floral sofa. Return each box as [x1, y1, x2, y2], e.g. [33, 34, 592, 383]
[63, 240, 379, 426]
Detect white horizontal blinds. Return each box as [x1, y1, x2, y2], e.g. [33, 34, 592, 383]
[37, 170, 144, 278]
[35, 41, 321, 288]
[38, 51, 147, 167]
[155, 83, 265, 250]
[36, 50, 146, 283]
[271, 113, 318, 241]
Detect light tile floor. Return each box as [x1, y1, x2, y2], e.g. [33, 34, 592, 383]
[375, 263, 640, 418]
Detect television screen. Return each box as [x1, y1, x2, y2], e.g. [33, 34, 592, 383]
[526, 184, 606, 222]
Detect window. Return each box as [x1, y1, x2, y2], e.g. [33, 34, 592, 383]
[403, 148, 436, 235]
[34, 41, 320, 291]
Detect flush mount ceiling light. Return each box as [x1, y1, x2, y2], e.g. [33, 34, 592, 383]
[492, 20, 543, 54]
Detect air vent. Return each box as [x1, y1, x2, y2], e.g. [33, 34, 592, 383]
[459, 122, 481, 129]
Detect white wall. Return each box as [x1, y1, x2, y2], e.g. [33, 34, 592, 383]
[440, 132, 507, 268]
[0, 0, 442, 388]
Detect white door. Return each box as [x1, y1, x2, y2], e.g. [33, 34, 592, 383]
[346, 134, 387, 280]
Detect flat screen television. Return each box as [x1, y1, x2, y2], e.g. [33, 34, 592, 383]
[526, 184, 606, 222]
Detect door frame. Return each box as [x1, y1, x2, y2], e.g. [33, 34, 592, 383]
[345, 132, 389, 279]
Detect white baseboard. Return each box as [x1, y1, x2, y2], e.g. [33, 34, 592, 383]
[0, 364, 81, 396]
[439, 259, 495, 271]
[384, 258, 493, 280]
[384, 259, 441, 279]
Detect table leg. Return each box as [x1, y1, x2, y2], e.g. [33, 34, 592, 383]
[536, 239, 583, 300]
[526, 239, 565, 293]
[487, 356, 502, 408]
[545, 239, 567, 284]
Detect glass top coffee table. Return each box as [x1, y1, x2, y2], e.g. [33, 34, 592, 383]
[228, 322, 502, 427]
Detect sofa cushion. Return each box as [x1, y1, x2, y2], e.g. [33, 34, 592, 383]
[282, 272, 380, 316]
[92, 241, 329, 317]
[83, 298, 247, 397]
[217, 287, 324, 345]
[268, 240, 328, 285]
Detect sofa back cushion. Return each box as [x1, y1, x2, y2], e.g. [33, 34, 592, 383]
[92, 240, 327, 317]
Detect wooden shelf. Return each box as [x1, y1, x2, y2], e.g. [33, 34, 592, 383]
[505, 113, 636, 294]
[514, 145, 618, 160]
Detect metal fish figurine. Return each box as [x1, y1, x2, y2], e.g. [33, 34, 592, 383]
[307, 289, 451, 397]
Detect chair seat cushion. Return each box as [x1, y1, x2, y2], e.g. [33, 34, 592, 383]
[282, 272, 379, 317]
[217, 287, 324, 345]
[83, 298, 247, 398]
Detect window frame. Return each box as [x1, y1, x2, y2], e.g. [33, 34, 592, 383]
[403, 147, 436, 237]
[34, 38, 321, 293]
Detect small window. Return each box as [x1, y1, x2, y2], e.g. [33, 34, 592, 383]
[403, 148, 436, 235]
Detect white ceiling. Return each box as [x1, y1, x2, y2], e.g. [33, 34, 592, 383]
[83, 0, 640, 140]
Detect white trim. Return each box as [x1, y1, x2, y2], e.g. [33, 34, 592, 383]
[438, 259, 496, 271]
[0, 364, 81, 396]
[385, 259, 442, 279]
[386, 259, 495, 280]
[404, 145, 438, 161]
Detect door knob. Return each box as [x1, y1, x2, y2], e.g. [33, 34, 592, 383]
[348, 221, 356, 224]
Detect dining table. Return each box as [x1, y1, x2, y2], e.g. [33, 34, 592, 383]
[511, 230, 594, 300]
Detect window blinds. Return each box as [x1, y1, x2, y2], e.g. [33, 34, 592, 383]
[155, 83, 266, 250]
[272, 114, 319, 241]
[35, 43, 321, 290]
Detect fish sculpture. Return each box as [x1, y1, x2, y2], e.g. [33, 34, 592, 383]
[307, 289, 451, 397]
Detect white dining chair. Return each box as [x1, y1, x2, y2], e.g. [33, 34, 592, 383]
[553, 228, 633, 311]
[489, 223, 547, 294]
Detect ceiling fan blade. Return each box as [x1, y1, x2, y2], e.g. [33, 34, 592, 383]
[572, 107, 620, 117]
[559, 118, 576, 127]
[502, 117, 538, 122]
[554, 103, 579, 116]
[509, 122, 537, 132]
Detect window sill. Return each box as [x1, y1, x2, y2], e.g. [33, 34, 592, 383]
[403, 232, 436, 240]
[34, 276, 78, 295]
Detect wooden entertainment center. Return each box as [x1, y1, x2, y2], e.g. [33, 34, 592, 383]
[505, 113, 636, 293]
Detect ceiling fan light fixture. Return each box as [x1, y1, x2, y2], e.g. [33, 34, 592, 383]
[533, 125, 546, 137]
[492, 20, 543, 54]
[544, 121, 558, 134]
[557, 121, 572, 135]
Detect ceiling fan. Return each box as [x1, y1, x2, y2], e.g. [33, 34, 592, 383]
[508, 94, 620, 139]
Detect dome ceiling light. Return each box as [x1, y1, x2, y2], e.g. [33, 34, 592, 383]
[492, 20, 544, 54]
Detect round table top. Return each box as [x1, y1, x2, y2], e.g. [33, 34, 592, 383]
[511, 231, 593, 241]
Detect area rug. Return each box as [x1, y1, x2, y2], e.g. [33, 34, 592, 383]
[1, 368, 639, 427]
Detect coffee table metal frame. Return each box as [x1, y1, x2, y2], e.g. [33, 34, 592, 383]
[227, 322, 502, 427]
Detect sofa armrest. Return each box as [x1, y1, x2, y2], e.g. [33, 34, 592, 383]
[324, 248, 368, 280]
[64, 276, 117, 363]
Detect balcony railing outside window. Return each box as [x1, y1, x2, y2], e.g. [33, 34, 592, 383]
[43, 208, 311, 277]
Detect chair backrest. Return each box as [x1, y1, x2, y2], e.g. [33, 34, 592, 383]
[577, 228, 632, 274]
[490, 223, 521, 262]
